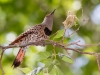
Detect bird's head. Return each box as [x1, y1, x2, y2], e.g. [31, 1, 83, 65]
[42, 9, 56, 30]
[45, 9, 56, 18]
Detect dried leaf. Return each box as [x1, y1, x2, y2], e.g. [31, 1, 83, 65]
[62, 11, 79, 29]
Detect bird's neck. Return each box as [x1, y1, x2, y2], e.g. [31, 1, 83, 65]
[42, 19, 53, 31]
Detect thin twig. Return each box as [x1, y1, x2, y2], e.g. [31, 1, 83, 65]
[67, 41, 100, 47]
[67, 40, 81, 46]
[95, 53, 100, 72]
[49, 31, 59, 38]
[62, 28, 66, 42]
[0, 48, 5, 75]
[0, 58, 5, 75]
[67, 25, 81, 38]
[66, 39, 100, 47]
[76, 43, 100, 47]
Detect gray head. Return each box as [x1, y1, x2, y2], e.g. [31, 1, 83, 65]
[42, 9, 56, 31]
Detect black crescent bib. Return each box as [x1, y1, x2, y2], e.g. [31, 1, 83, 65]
[44, 27, 52, 36]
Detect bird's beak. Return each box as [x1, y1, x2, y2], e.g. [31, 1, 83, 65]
[50, 9, 56, 15]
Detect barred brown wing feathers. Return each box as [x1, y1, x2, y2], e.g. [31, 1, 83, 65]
[9, 24, 45, 45]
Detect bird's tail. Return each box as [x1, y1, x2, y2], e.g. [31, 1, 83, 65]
[12, 47, 26, 68]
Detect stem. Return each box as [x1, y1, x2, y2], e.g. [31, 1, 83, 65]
[60, 28, 66, 43]
[53, 45, 56, 59]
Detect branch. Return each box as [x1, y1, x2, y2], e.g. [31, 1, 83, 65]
[0, 40, 100, 73]
[47, 40, 96, 55]
[0, 40, 100, 55]
[0, 40, 48, 49]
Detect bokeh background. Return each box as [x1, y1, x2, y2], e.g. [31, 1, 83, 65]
[0, 0, 100, 75]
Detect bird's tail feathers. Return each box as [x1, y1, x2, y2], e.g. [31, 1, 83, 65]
[12, 47, 26, 68]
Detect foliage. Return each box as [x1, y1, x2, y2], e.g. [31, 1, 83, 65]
[0, 0, 100, 75]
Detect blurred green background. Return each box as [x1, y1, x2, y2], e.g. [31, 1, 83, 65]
[0, 0, 100, 75]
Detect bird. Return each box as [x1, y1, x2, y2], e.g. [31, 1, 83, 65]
[9, 9, 56, 68]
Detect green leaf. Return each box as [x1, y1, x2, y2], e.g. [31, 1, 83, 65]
[40, 59, 53, 67]
[52, 29, 64, 39]
[63, 38, 68, 44]
[58, 52, 74, 63]
[58, 52, 65, 58]
[38, 51, 51, 61]
[53, 37, 63, 41]
[37, 71, 50, 75]
[37, 69, 50, 75]
[27, 67, 44, 75]
[50, 65, 64, 75]
[37, 70, 44, 75]
[62, 56, 73, 63]
[52, 59, 60, 65]
[19, 67, 31, 74]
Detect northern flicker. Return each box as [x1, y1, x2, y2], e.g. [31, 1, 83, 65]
[9, 9, 56, 68]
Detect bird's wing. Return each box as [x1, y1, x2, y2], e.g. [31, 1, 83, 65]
[9, 24, 44, 45]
